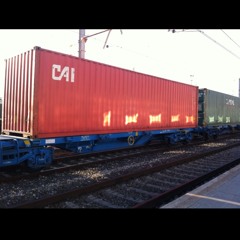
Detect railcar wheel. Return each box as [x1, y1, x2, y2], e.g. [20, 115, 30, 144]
[128, 135, 135, 145]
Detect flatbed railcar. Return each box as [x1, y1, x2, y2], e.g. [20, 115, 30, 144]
[0, 46, 198, 169]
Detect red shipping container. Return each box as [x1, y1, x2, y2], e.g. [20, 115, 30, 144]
[3, 47, 198, 138]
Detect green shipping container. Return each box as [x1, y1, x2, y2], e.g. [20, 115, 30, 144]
[198, 88, 240, 127]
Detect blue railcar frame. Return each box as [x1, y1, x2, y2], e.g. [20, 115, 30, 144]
[0, 128, 194, 169]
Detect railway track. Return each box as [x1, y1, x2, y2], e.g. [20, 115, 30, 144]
[0, 134, 237, 184]
[5, 136, 240, 208]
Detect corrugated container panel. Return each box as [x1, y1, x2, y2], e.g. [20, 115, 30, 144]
[3, 49, 35, 135]
[198, 88, 240, 126]
[3, 47, 198, 138]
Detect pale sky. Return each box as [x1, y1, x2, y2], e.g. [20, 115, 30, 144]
[1, 29, 240, 98]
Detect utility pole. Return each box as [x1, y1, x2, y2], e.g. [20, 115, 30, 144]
[78, 29, 122, 58]
[79, 29, 85, 59]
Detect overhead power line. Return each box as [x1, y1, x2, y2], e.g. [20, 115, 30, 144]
[197, 29, 240, 61]
[221, 29, 240, 50]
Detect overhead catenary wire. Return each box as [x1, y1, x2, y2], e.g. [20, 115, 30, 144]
[197, 29, 240, 61]
[221, 29, 240, 50]
[71, 30, 240, 81]
[71, 29, 240, 63]
[70, 29, 240, 59]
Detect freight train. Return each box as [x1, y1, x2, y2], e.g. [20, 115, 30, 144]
[0, 46, 240, 169]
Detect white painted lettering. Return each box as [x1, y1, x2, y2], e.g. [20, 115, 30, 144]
[52, 64, 75, 82]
